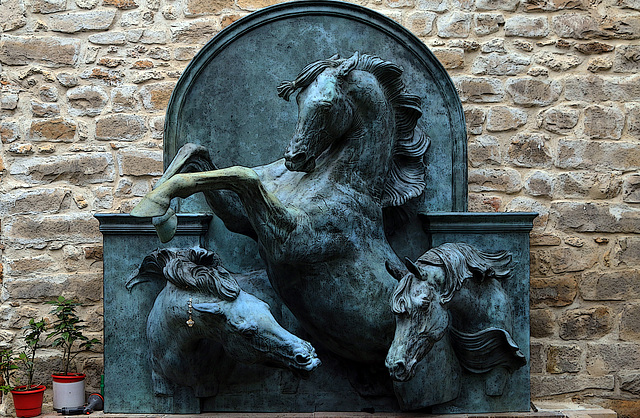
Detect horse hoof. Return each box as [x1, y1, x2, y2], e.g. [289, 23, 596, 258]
[130, 197, 169, 218]
[153, 209, 178, 243]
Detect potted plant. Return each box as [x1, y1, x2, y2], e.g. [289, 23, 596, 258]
[6, 318, 47, 418]
[0, 348, 17, 403]
[46, 296, 101, 411]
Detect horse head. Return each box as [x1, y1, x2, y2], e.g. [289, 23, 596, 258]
[127, 247, 321, 374]
[385, 259, 449, 382]
[279, 53, 358, 172]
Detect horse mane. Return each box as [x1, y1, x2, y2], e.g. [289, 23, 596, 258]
[417, 243, 512, 304]
[277, 52, 430, 207]
[126, 247, 240, 301]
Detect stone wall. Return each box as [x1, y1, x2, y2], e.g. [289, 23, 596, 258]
[0, 0, 639, 415]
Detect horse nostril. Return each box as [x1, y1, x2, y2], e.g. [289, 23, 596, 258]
[289, 152, 307, 164]
[294, 353, 309, 364]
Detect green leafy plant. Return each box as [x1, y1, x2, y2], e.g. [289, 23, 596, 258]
[46, 296, 101, 376]
[0, 348, 18, 395]
[13, 318, 47, 391]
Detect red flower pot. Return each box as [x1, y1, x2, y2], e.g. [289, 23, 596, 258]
[11, 385, 45, 418]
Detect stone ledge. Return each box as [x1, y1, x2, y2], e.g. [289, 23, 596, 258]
[42, 404, 617, 418]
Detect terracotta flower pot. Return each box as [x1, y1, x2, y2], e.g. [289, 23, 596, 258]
[52, 373, 85, 410]
[11, 385, 46, 418]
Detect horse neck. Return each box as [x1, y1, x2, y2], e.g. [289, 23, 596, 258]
[326, 92, 396, 200]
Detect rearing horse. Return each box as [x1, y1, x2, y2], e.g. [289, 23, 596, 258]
[132, 52, 430, 364]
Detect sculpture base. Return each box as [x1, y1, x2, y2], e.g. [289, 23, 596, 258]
[43, 404, 617, 418]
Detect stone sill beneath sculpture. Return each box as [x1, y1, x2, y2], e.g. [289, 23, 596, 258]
[42, 402, 617, 418]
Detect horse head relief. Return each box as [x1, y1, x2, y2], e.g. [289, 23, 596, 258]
[386, 243, 527, 397]
[126, 247, 320, 397]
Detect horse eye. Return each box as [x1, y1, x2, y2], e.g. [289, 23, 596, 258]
[418, 294, 432, 308]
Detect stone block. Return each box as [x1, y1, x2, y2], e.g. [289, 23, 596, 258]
[613, 236, 640, 267]
[563, 74, 608, 101]
[537, 106, 579, 135]
[67, 86, 108, 117]
[549, 246, 598, 274]
[184, 0, 233, 15]
[505, 196, 549, 229]
[29, 118, 76, 142]
[480, 38, 505, 53]
[547, 344, 582, 373]
[530, 375, 614, 397]
[530, 341, 545, 374]
[95, 114, 147, 141]
[31, 102, 61, 118]
[486, 106, 527, 131]
[468, 168, 521, 193]
[0, 0, 26, 31]
[505, 16, 550, 38]
[148, 47, 170, 61]
[4, 273, 102, 302]
[620, 304, 640, 342]
[437, 11, 471, 38]
[103, 0, 138, 8]
[524, 0, 587, 11]
[534, 51, 583, 71]
[554, 202, 640, 233]
[56, 73, 79, 87]
[581, 269, 640, 301]
[32, 0, 67, 13]
[531, 234, 562, 246]
[530, 308, 555, 338]
[556, 139, 640, 172]
[468, 134, 501, 167]
[553, 172, 621, 200]
[601, 15, 640, 40]
[468, 194, 502, 212]
[416, 0, 447, 11]
[575, 41, 615, 54]
[525, 171, 553, 198]
[474, 13, 504, 36]
[139, 82, 175, 111]
[506, 77, 561, 107]
[472, 53, 530, 75]
[111, 85, 139, 112]
[531, 275, 577, 307]
[586, 342, 640, 374]
[582, 105, 624, 140]
[0, 188, 72, 215]
[47, 10, 116, 33]
[8, 254, 57, 276]
[614, 45, 640, 73]
[0, 35, 81, 68]
[88, 32, 127, 45]
[432, 48, 463, 69]
[139, 29, 168, 45]
[464, 107, 486, 135]
[623, 174, 640, 203]
[587, 57, 612, 73]
[0, 122, 20, 143]
[559, 307, 612, 340]
[453, 76, 504, 102]
[117, 149, 162, 176]
[174, 46, 199, 61]
[507, 133, 552, 168]
[170, 18, 219, 44]
[237, 0, 279, 11]
[551, 13, 601, 39]
[0, 93, 18, 110]
[150, 116, 164, 139]
[476, 0, 518, 11]
[620, 372, 640, 395]
[40, 86, 59, 102]
[9, 153, 115, 185]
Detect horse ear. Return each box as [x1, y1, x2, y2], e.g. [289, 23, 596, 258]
[404, 257, 422, 279]
[193, 302, 224, 317]
[337, 51, 359, 78]
[385, 260, 406, 282]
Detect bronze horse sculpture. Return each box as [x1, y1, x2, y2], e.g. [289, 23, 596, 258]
[132, 52, 431, 365]
[386, 243, 526, 395]
[126, 247, 321, 398]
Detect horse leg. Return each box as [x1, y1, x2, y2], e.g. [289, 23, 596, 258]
[141, 143, 256, 241]
[132, 167, 297, 245]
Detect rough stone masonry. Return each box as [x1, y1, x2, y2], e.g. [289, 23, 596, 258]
[1, 0, 640, 415]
